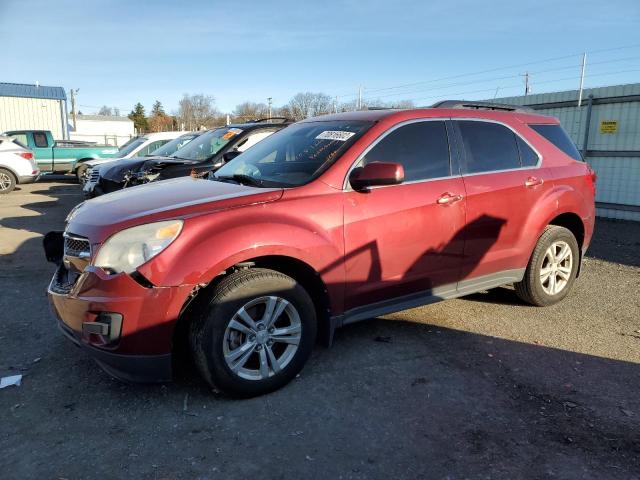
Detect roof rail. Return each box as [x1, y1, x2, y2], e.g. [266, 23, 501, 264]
[246, 117, 292, 124]
[430, 100, 534, 113]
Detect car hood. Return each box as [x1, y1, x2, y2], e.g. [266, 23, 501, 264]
[101, 156, 199, 182]
[67, 177, 283, 243]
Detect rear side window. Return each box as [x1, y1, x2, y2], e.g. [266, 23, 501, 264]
[516, 137, 539, 167]
[33, 132, 48, 148]
[10, 133, 28, 147]
[457, 121, 520, 173]
[363, 121, 451, 181]
[530, 124, 582, 161]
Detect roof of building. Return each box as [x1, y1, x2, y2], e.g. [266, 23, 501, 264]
[70, 114, 133, 122]
[0, 82, 67, 100]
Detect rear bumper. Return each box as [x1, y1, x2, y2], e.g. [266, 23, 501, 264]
[18, 173, 41, 184]
[48, 264, 194, 383]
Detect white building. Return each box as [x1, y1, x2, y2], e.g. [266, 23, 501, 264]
[69, 114, 134, 146]
[0, 82, 68, 139]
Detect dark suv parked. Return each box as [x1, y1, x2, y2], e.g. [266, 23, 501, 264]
[46, 101, 596, 397]
[88, 118, 291, 197]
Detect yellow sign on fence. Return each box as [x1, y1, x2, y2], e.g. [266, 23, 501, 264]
[600, 120, 618, 134]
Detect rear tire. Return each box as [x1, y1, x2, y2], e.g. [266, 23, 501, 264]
[0, 168, 16, 194]
[515, 225, 579, 306]
[189, 268, 317, 397]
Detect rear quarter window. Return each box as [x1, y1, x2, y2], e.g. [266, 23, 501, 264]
[529, 124, 582, 161]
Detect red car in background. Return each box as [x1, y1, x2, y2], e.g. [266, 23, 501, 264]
[46, 101, 596, 397]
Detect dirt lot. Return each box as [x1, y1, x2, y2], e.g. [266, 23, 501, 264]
[1, 178, 639, 479]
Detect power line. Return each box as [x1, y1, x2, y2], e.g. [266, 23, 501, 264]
[336, 42, 640, 99]
[360, 56, 640, 101]
[401, 67, 640, 104]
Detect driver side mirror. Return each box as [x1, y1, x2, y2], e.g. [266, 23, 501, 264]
[349, 162, 404, 191]
[222, 151, 242, 163]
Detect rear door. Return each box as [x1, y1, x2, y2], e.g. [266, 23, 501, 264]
[343, 120, 467, 310]
[454, 119, 550, 282]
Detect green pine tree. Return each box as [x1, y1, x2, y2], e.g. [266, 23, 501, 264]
[128, 103, 148, 133]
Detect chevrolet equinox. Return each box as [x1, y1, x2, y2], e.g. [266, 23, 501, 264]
[46, 101, 596, 397]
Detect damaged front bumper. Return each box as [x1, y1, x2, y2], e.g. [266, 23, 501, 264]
[45, 232, 194, 383]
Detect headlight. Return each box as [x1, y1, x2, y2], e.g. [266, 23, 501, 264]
[94, 220, 183, 274]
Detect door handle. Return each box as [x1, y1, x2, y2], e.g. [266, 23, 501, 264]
[437, 192, 464, 205]
[525, 176, 544, 188]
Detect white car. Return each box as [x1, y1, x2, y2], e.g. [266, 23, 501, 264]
[78, 131, 186, 182]
[0, 135, 40, 193]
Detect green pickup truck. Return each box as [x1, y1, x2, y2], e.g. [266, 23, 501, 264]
[4, 130, 119, 178]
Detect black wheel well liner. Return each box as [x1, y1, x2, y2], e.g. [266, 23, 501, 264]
[548, 212, 586, 276]
[548, 212, 585, 249]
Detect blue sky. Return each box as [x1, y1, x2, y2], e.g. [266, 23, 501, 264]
[1, 0, 639, 114]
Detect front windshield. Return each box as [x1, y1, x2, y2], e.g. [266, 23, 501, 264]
[116, 137, 146, 157]
[213, 120, 373, 187]
[171, 127, 244, 161]
[148, 134, 198, 157]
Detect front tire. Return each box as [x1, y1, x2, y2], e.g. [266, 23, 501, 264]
[0, 168, 16, 194]
[189, 268, 317, 397]
[76, 163, 89, 185]
[515, 225, 579, 306]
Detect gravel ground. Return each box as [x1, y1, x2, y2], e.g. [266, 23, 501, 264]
[1, 178, 639, 479]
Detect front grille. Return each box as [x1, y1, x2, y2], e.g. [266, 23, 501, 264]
[64, 234, 91, 258]
[89, 168, 100, 183]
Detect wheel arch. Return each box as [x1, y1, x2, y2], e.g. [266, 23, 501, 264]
[73, 158, 96, 172]
[172, 254, 333, 364]
[0, 165, 19, 183]
[547, 211, 586, 277]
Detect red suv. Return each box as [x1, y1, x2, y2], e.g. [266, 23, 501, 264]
[46, 101, 596, 397]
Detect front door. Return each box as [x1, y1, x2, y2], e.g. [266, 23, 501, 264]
[343, 120, 466, 311]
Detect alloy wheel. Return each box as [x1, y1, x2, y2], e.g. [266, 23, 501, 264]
[0, 172, 12, 191]
[539, 240, 573, 295]
[222, 296, 302, 381]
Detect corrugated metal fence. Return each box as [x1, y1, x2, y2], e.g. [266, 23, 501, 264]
[493, 83, 640, 221]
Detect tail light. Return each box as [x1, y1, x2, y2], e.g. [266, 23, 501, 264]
[18, 152, 33, 160]
[586, 165, 597, 196]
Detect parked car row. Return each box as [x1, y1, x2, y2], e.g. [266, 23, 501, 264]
[44, 102, 596, 398]
[82, 118, 291, 197]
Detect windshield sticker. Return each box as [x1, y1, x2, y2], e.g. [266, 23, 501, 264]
[222, 128, 243, 139]
[315, 130, 356, 142]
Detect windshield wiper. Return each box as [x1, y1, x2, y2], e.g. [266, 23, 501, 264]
[215, 174, 264, 187]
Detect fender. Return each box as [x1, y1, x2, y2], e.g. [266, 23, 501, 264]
[516, 182, 591, 266]
[137, 197, 345, 310]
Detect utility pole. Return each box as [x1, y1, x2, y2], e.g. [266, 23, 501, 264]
[578, 52, 587, 107]
[267, 97, 272, 119]
[357, 85, 363, 110]
[523, 72, 531, 96]
[70, 88, 79, 132]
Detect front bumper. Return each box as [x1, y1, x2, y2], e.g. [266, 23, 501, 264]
[48, 264, 194, 383]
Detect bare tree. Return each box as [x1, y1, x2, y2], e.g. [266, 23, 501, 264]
[233, 102, 269, 121]
[98, 105, 113, 116]
[287, 92, 333, 120]
[177, 93, 219, 130]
